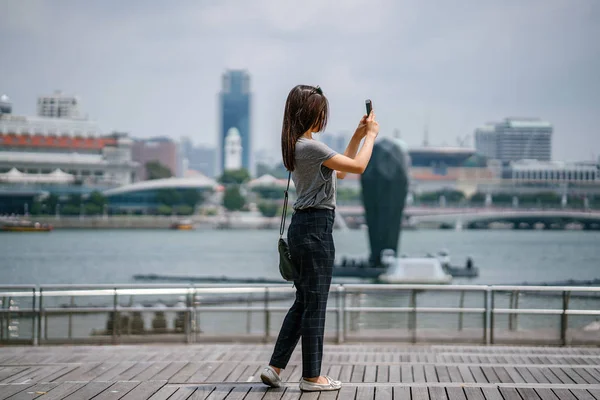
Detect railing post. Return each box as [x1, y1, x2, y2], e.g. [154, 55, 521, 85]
[458, 290, 465, 331]
[38, 288, 44, 345]
[561, 290, 570, 346]
[489, 288, 495, 345]
[68, 296, 74, 340]
[409, 290, 417, 344]
[264, 287, 270, 343]
[112, 288, 118, 345]
[32, 288, 37, 346]
[336, 285, 345, 344]
[483, 287, 489, 345]
[185, 287, 192, 344]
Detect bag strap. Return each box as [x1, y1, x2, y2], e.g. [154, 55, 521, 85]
[279, 171, 292, 239]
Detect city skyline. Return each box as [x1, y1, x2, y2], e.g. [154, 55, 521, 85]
[1, 1, 599, 162]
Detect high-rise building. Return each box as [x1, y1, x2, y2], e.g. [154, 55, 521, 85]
[180, 137, 217, 178]
[37, 90, 81, 119]
[475, 118, 553, 163]
[0, 95, 12, 115]
[131, 137, 179, 181]
[219, 70, 251, 174]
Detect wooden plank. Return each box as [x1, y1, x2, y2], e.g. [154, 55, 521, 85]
[299, 391, 319, 400]
[0, 368, 27, 382]
[401, 365, 413, 383]
[447, 366, 462, 383]
[92, 382, 141, 400]
[569, 369, 599, 384]
[1, 367, 42, 384]
[5, 382, 59, 400]
[388, 365, 401, 383]
[411, 387, 429, 400]
[588, 389, 600, 400]
[430, 387, 449, 400]
[446, 387, 466, 400]
[120, 381, 167, 400]
[533, 389, 560, 400]
[187, 385, 216, 400]
[374, 385, 392, 400]
[499, 387, 523, 400]
[481, 367, 500, 383]
[199, 385, 231, 400]
[550, 389, 577, 400]
[435, 366, 450, 383]
[151, 362, 188, 381]
[206, 363, 237, 382]
[318, 389, 338, 400]
[62, 382, 114, 400]
[350, 365, 365, 383]
[527, 367, 550, 384]
[549, 368, 575, 384]
[363, 365, 377, 382]
[94, 362, 137, 382]
[112, 363, 153, 381]
[516, 388, 542, 400]
[424, 365, 438, 383]
[394, 387, 410, 400]
[515, 367, 537, 384]
[463, 388, 484, 400]
[469, 367, 488, 384]
[218, 386, 248, 400]
[147, 385, 178, 400]
[413, 365, 426, 383]
[0, 383, 35, 400]
[336, 386, 357, 400]
[458, 366, 475, 383]
[569, 389, 597, 400]
[33, 382, 86, 400]
[167, 386, 197, 400]
[481, 388, 504, 400]
[355, 386, 375, 400]
[376, 365, 388, 383]
[227, 364, 252, 382]
[241, 386, 268, 400]
[261, 387, 286, 400]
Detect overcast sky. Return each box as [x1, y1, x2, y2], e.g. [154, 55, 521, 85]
[1, 0, 598, 162]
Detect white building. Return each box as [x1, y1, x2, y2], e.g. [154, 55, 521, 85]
[224, 127, 242, 171]
[475, 118, 553, 162]
[37, 90, 81, 119]
[510, 160, 599, 184]
[0, 114, 137, 186]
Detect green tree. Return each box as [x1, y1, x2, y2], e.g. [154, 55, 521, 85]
[67, 194, 82, 207]
[87, 191, 106, 207]
[174, 205, 194, 215]
[156, 189, 181, 207]
[223, 185, 245, 211]
[157, 205, 172, 215]
[181, 189, 202, 207]
[85, 203, 102, 215]
[253, 186, 285, 200]
[258, 202, 279, 217]
[145, 161, 173, 180]
[42, 194, 59, 212]
[219, 168, 251, 185]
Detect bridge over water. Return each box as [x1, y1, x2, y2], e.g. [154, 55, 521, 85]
[337, 206, 600, 230]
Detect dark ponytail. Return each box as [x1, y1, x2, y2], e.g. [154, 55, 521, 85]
[281, 85, 329, 171]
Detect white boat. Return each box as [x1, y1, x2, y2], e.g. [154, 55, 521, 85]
[378, 249, 452, 284]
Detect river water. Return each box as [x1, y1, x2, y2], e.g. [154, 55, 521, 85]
[1, 229, 599, 285]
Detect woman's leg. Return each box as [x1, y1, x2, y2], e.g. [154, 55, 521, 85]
[269, 287, 304, 370]
[300, 229, 335, 379]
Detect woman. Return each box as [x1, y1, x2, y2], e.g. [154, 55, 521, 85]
[261, 85, 379, 392]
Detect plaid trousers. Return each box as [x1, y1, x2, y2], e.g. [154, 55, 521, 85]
[269, 208, 335, 378]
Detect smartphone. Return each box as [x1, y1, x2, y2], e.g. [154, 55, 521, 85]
[365, 99, 372, 116]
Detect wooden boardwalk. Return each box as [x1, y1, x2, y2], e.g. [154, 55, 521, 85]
[1, 344, 600, 399]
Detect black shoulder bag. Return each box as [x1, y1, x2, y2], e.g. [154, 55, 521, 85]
[278, 171, 299, 281]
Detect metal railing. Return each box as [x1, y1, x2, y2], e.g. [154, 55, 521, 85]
[1, 284, 599, 346]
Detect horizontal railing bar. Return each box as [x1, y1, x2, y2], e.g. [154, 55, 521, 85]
[491, 285, 600, 293]
[344, 307, 485, 313]
[343, 284, 488, 291]
[493, 308, 564, 315]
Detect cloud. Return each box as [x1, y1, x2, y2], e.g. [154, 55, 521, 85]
[0, 0, 598, 162]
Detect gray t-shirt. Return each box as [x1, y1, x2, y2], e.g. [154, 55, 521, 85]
[292, 137, 338, 210]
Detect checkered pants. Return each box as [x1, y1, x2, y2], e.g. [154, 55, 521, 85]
[269, 208, 335, 378]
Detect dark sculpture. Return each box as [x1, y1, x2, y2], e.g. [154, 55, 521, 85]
[360, 137, 410, 267]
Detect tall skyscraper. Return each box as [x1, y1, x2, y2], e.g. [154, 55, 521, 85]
[37, 90, 81, 119]
[475, 118, 553, 163]
[219, 70, 251, 175]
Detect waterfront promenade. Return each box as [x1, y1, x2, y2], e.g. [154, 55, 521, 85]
[1, 343, 600, 399]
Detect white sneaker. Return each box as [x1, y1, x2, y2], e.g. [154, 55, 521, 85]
[299, 375, 342, 391]
[260, 366, 282, 388]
